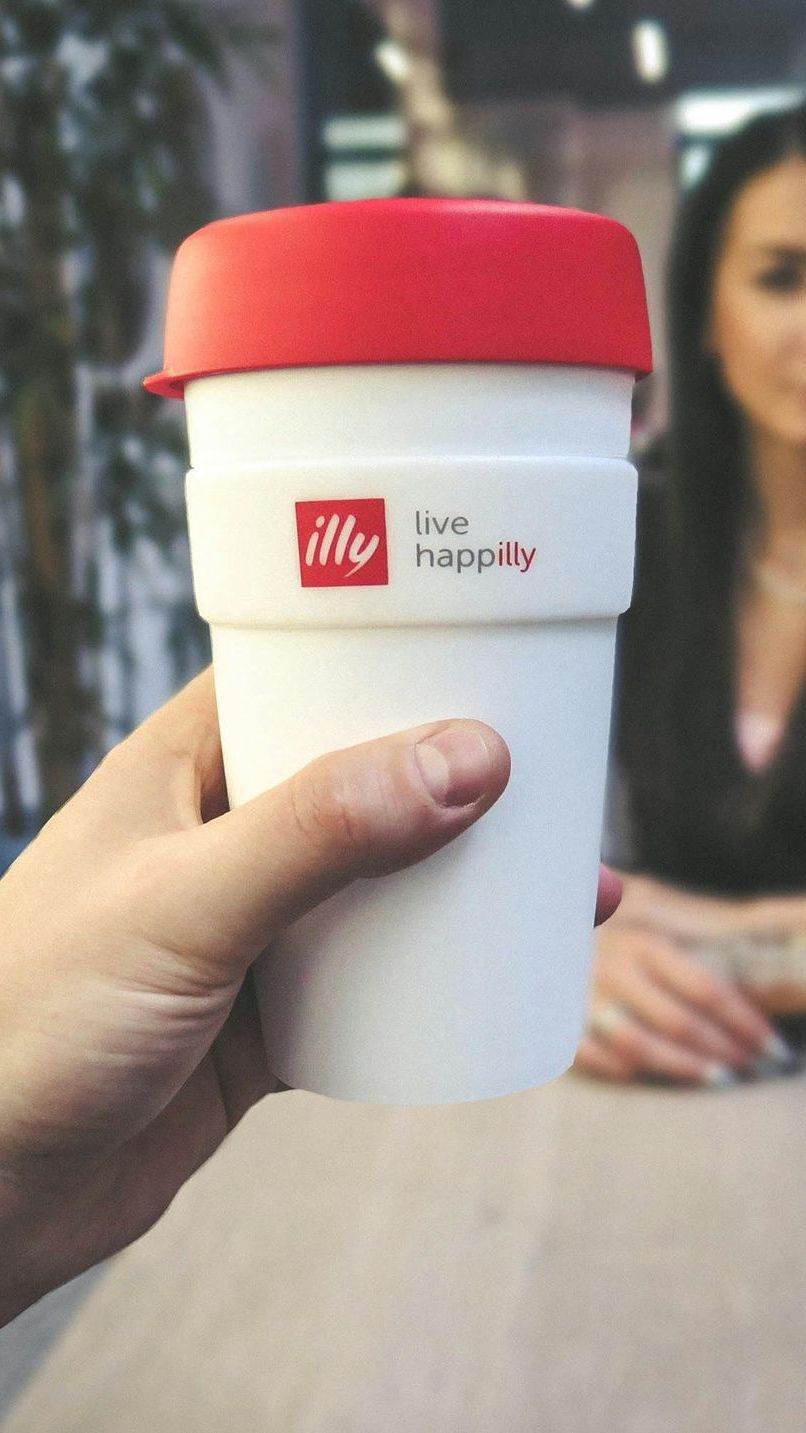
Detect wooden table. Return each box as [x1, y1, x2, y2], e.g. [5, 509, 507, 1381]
[5, 1068, 806, 1432]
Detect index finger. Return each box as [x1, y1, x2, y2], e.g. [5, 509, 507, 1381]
[78, 666, 227, 841]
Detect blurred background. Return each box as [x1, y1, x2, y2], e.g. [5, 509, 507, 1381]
[3, 0, 806, 872]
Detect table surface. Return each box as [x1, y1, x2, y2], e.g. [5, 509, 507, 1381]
[4, 1066, 806, 1433]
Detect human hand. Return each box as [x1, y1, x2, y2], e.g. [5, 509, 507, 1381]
[575, 919, 792, 1086]
[0, 665, 515, 1322]
[0, 664, 620, 1325]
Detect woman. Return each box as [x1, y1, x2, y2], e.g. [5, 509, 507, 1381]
[577, 99, 806, 1086]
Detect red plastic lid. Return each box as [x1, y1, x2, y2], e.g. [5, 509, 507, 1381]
[143, 198, 652, 399]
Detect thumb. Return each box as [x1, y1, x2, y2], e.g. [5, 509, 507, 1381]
[139, 719, 511, 979]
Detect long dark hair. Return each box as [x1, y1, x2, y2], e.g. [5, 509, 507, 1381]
[615, 100, 806, 895]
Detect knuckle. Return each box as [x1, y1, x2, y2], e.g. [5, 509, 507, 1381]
[289, 759, 369, 865]
[290, 746, 431, 876]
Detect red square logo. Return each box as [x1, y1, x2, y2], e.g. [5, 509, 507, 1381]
[296, 499, 389, 587]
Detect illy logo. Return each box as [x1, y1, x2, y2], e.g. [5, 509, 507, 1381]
[295, 499, 389, 587]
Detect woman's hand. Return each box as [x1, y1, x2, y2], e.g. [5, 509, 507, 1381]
[575, 918, 791, 1086]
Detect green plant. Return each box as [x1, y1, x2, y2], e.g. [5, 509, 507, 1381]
[0, 1, 276, 825]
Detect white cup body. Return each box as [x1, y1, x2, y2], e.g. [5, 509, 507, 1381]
[184, 364, 637, 1104]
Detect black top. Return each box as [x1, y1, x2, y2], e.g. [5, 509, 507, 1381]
[602, 465, 806, 897]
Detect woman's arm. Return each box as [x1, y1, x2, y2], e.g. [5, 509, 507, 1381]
[609, 870, 806, 942]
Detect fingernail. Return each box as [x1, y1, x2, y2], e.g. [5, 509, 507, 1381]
[701, 1063, 739, 1088]
[415, 728, 493, 807]
[761, 1032, 798, 1068]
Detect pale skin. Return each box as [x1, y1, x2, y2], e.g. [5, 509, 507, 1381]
[577, 153, 806, 1085]
[0, 663, 621, 1326]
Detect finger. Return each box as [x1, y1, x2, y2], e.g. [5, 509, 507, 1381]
[136, 665, 228, 823]
[592, 1007, 736, 1085]
[642, 938, 781, 1056]
[594, 866, 623, 926]
[574, 1034, 635, 1082]
[120, 717, 511, 982]
[600, 958, 756, 1070]
[77, 666, 225, 839]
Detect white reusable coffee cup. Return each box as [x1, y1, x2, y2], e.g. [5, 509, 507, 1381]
[145, 199, 652, 1105]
